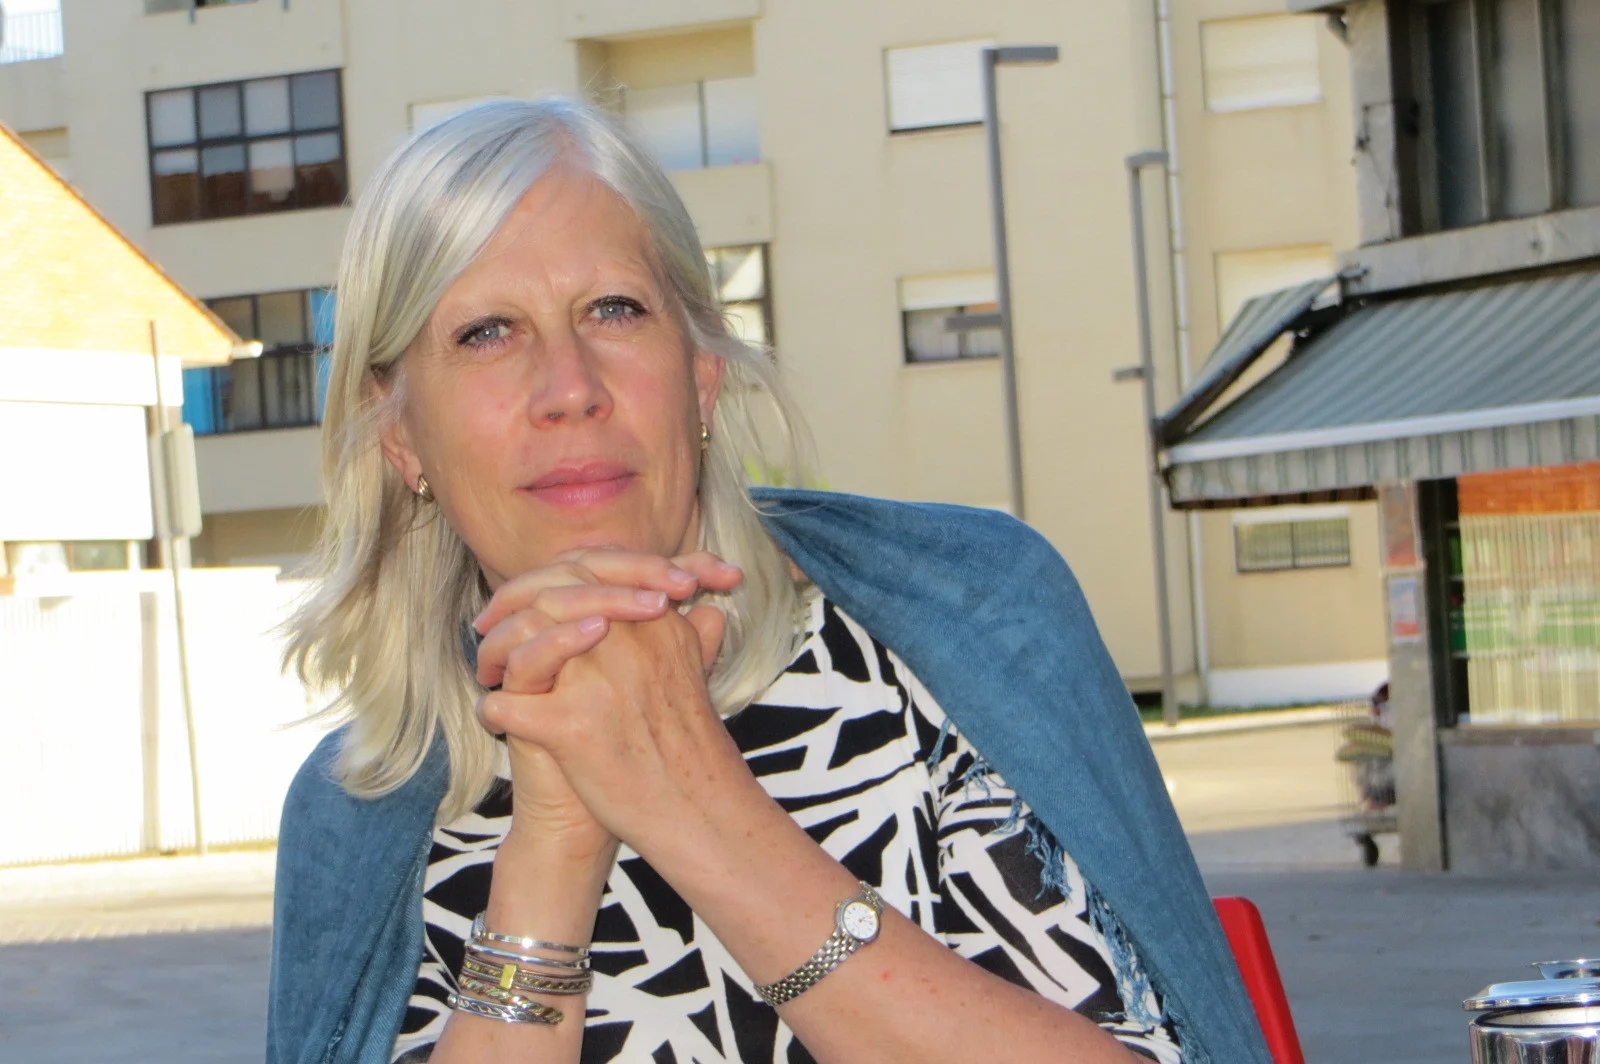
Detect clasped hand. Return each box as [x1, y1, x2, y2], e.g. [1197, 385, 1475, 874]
[471, 549, 759, 859]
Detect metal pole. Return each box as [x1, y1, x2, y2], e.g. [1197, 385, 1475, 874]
[1126, 153, 1179, 728]
[981, 47, 1027, 522]
[151, 321, 207, 854]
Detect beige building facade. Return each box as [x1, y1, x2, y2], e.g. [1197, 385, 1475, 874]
[0, 0, 1382, 705]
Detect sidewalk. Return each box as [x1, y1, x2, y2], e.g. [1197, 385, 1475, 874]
[0, 849, 274, 945]
[1208, 858, 1600, 1064]
[1143, 704, 1348, 742]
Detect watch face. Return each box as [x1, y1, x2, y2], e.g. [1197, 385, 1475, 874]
[840, 901, 880, 942]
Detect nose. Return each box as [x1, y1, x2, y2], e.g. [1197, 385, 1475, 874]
[526, 331, 612, 426]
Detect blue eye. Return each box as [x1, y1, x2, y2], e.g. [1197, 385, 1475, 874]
[592, 296, 646, 324]
[457, 319, 512, 347]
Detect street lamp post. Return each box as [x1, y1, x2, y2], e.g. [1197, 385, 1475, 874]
[980, 44, 1059, 523]
[1120, 151, 1179, 728]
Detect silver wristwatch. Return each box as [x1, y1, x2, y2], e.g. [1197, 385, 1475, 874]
[753, 883, 885, 1007]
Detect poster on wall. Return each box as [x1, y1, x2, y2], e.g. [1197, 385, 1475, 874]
[1379, 483, 1419, 570]
[1388, 575, 1422, 645]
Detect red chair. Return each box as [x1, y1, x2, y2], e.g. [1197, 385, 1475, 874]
[1212, 897, 1306, 1064]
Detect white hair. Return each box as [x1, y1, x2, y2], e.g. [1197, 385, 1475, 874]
[285, 97, 812, 823]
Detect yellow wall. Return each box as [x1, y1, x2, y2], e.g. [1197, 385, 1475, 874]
[603, 25, 755, 88]
[1201, 504, 1387, 669]
[191, 507, 325, 570]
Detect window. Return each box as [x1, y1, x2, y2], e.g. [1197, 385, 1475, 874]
[0, 0, 63, 64]
[706, 245, 772, 347]
[624, 77, 760, 172]
[1234, 510, 1352, 572]
[1201, 16, 1323, 113]
[1214, 244, 1336, 329]
[1404, 0, 1600, 231]
[146, 69, 347, 224]
[899, 273, 1000, 363]
[145, 0, 257, 13]
[885, 39, 994, 133]
[184, 287, 334, 434]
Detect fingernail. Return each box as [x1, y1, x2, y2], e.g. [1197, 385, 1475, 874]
[471, 610, 489, 632]
[667, 568, 695, 584]
[717, 561, 742, 574]
[579, 616, 605, 634]
[637, 590, 668, 608]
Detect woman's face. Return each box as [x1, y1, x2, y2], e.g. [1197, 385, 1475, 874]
[378, 165, 724, 589]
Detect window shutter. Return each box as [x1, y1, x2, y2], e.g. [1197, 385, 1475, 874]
[899, 272, 998, 312]
[409, 95, 512, 135]
[885, 40, 994, 132]
[1201, 16, 1322, 113]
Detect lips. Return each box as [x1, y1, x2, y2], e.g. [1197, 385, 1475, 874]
[523, 461, 635, 508]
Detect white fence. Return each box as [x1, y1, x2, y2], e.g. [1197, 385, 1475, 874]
[0, 568, 333, 866]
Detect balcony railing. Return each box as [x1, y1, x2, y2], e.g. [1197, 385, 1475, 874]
[183, 348, 330, 435]
[0, 4, 64, 65]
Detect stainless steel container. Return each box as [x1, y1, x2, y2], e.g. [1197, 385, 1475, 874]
[1465, 978, 1600, 1064]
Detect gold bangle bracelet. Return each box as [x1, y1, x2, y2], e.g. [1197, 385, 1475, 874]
[461, 960, 594, 996]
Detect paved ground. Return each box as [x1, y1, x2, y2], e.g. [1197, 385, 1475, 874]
[2, 719, 1595, 1063]
[1207, 861, 1600, 1064]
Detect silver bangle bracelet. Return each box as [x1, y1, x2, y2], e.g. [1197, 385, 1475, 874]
[448, 991, 564, 1026]
[466, 940, 592, 970]
[472, 912, 590, 957]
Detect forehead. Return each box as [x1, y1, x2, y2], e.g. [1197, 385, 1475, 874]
[472, 165, 656, 275]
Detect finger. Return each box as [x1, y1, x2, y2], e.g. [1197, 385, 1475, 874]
[477, 590, 655, 686]
[499, 616, 610, 695]
[475, 559, 600, 635]
[683, 604, 728, 674]
[670, 551, 744, 593]
[475, 551, 700, 634]
[476, 690, 509, 736]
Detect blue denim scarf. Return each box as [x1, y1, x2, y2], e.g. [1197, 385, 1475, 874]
[268, 488, 1268, 1064]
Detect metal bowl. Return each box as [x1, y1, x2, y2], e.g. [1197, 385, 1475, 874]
[1536, 962, 1600, 981]
[1470, 1007, 1600, 1064]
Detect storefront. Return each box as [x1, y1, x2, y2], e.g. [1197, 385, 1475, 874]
[1160, 269, 1600, 872]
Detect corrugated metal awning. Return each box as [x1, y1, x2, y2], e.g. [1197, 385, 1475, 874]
[1164, 269, 1600, 507]
[1157, 276, 1334, 445]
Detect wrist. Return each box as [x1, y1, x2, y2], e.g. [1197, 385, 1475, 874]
[488, 833, 618, 946]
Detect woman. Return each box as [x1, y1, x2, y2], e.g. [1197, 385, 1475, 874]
[268, 98, 1267, 1064]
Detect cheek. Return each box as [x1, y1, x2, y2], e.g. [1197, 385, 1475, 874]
[411, 371, 522, 481]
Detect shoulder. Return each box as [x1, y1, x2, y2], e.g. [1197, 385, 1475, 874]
[752, 487, 1042, 542]
[752, 488, 1063, 580]
[752, 487, 1092, 626]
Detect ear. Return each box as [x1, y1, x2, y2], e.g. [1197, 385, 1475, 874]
[692, 348, 726, 430]
[371, 373, 424, 492]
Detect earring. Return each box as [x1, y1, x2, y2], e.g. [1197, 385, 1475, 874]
[415, 474, 434, 502]
[700, 423, 712, 452]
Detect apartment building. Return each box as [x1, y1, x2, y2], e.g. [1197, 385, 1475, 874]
[0, 0, 1372, 705]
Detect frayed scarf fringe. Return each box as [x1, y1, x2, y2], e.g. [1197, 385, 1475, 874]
[942, 732, 1167, 1034]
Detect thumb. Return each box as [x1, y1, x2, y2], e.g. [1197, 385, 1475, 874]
[684, 604, 727, 673]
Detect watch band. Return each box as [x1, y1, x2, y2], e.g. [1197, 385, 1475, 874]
[753, 883, 884, 1007]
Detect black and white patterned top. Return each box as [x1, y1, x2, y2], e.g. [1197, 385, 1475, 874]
[391, 594, 1182, 1063]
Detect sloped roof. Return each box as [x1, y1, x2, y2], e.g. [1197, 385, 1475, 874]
[0, 122, 239, 365]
